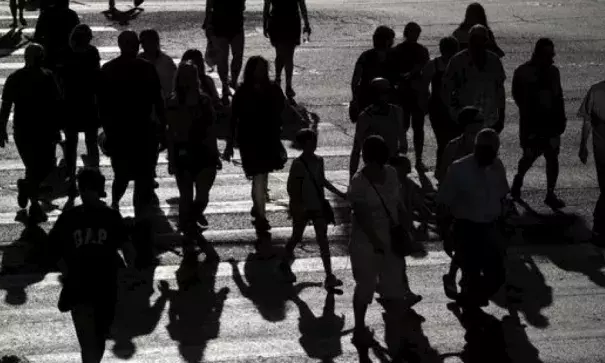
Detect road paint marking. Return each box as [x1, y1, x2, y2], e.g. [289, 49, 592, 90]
[9, 45, 120, 57]
[0, 146, 352, 171]
[0, 252, 450, 288]
[0, 26, 117, 35]
[0, 15, 38, 20]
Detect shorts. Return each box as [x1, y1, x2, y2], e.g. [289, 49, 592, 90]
[521, 136, 560, 158]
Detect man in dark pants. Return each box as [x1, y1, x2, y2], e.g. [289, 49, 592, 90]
[578, 80, 605, 247]
[99, 30, 166, 218]
[49, 168, 136, 363]
[204, 0, 246, 104]
[388, 22, 430, 170]
[0, 44, 61, 224]
[437, 129, 509, 313]
[511, 38, 566, 209]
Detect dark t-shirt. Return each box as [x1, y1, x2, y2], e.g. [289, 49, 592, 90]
[353, 49, 393, 107]
[2, 67, 61, 135]
[99, 56, 162, 142]
[61, 46, 102, 127]
[33, 7, 80, 67]
[49, 204, 128, 303]
[388, 41, 430, 83]
[211, 0, 246, 36]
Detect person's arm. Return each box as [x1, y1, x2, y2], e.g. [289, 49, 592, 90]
[298, 0, 310, 31]
[488, 29, 505, 58]
[578, 87, 594, 164]
[0, 74, 14, 147]
[150, 66, 167, 129]
[320, 157, 346, 198]
[263, 0, 271, 36]
[349, 118, 365, 179]
[223, 89, 240, 160]
[511, 66, 523, 108]
[435, 141, 454, 182]
[204, 0, 214, 29]
[350, 55, 364, 96]
[552, 66, 567, 135]
[493, 58, 507, 133]
[32, 13, 46, 44]
[287, 159, 304, 204]
[394, 105, 407, 153]
[421, 59, 436, 95]
[435, 164, 458, 231]
[47, 214, 67, 273]
[441, 56, 460, 123]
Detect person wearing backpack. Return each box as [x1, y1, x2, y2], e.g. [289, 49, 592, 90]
[279, 128, 346, 289]
[166, 61, 221, 242]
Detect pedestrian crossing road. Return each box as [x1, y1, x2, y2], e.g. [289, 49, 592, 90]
[1, 2, 605, 362]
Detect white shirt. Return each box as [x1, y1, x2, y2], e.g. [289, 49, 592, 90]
[437, 154, 509, 223]
[442, 49, 506, 128]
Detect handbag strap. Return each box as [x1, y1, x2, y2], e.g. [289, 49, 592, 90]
[300, 158, 324, 201]
[364, 173, 396, 225]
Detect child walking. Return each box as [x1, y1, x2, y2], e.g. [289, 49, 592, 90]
[280, 129, 346, 289]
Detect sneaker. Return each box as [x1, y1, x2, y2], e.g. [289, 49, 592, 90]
[17, 179, 28, 209]
[197, 214, 209, 228]
[544, 194, 565, 210]
[133, 0, 144, 7]
[19, 16, 26, 26]
[28, 203, 48, 224]
[285, 87, 296, 100]
[10, 19, 17, 28]
[324, 274, 343, 289]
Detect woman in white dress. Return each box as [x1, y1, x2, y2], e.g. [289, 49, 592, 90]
[347, 135, 420, 349]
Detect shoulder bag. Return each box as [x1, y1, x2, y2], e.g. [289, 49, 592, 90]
[365, 174, 425, 258]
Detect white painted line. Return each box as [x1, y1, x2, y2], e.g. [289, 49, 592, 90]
[0, 26, 117, 34]
[0, 146, 351, 171]
[0, 197, 350, 224]
[0, 57, 217, 71]
[10, 45, 120, 56]
[0, 252, 451, 288]
[0, 15, 38, 20]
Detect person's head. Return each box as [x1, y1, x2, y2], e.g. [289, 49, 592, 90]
[439, 36, 460, 60]
[462, 2, 488, 29]
[473, 128, 500, 167]
[243, 56, 270, 86]
[468, 24, 489, 52]
[370, 77, 391, 104]
[69, 24, 93, 50]
[531, 37, 555, 67]
[403, 22, 421, 42]
[117, 30, 140, 58]
[458, 106, 484, 134]
[77, 167, 107, 203]
[174, 61, 201, 104]
[362, 135, 390, 167]
[372, 26, 396, 50]
[52, 0, 69, 9]
[295, 128, 318, 153]
[24, 43, 44, 68]
[181, 48, 206, 76]
[139, 29, 160, 55]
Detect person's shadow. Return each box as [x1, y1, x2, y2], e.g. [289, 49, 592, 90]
[380, 307, 442, 363]
[491, 253, 553, 329]
[281, 99, 320, 149]
[501, 308, 543, 363]
[444, 303, 510, 363]
[110, 265, 168, 359]
[0, 224, 48, 306]
[228, 254, 319, 322]
[101, 7, 144, 26]
[165, 246, 229, 362]
[0, 28, 29, 58]
[291, 290, 346, 362]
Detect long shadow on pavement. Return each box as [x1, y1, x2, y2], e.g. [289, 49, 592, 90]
[291, 290, 346, 362]
[0, 224, 48, 306]
[228, 252, 320, 323]
[443, 303, 542, 363]
[382, 308, 442, 363]
[164, 244, 228, 363]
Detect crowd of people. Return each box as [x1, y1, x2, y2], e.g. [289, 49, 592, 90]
[0, 0, 604, 362]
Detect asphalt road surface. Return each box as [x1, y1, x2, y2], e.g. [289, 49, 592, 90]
[0, 0, 605, 361]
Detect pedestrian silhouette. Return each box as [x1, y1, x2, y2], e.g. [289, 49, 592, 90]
[452, 2, 504, 57]
[32, 0, 79, 71]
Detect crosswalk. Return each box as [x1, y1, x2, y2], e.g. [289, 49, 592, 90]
[0, 8, 603, 363]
